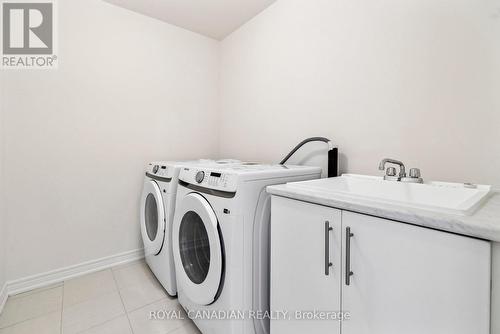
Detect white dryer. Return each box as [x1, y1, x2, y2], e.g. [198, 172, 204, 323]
[172, 164, 322, 334]
[140, 159, 241, 296]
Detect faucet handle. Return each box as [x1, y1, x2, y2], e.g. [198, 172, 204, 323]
[386, 167, 397, 177]
[401, 168, 424, 183]
[409, 168, 421, 178]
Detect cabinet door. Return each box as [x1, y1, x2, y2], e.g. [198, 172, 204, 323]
[342, 211, 491, 334]
[270, 196, 342, 334]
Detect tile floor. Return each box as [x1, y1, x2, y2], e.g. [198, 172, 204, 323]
[0, 261, 200, 334]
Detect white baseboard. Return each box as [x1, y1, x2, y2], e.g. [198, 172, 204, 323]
[0, 283, 8, 315]
[5, 248, 144, 298]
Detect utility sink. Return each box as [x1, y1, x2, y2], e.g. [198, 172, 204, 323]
[286, 174, 492, 216]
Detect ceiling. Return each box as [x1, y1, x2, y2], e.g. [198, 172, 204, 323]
[103, 0, 277, 40]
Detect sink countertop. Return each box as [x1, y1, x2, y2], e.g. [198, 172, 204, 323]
[267, 182, 500, 242]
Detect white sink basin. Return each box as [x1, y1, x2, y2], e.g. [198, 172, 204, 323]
[287, 174, 492, 216]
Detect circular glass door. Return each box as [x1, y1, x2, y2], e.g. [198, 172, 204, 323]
[174, 193, 223, 305]
[140, 180, 165, 256]
[179, 211, 211, 284]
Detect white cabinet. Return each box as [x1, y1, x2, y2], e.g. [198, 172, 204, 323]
[270, 196, 342, 334]
[342, 210, 491, 334]
[270, 196, 491, 334]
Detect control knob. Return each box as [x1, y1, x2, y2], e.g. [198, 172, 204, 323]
[195, 171, 205, 183]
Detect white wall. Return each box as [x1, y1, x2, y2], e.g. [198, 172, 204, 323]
[3, 0, 500, 285]
[220, 0, 500, 187]
[2, 0, 220, 281]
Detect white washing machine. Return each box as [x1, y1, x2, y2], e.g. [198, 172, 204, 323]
[172, 163, 322, 334]
[140, 159, 241, 296]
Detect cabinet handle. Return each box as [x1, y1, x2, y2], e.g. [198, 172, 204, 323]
[325, 221, 333, 275]
[345, 227, 354, 286]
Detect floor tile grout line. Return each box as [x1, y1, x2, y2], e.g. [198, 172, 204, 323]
[0, 309, 63, 331]
[72, 314, 125, 334]
[111, 269, 135, 334]
[62, 270, 124, 334]
[125, 295, 170, 314]
[59, 269, 120, 310]
[0, 286, 64, 330]
[166, 322, 193, 334]
[66, 270, 127, 334]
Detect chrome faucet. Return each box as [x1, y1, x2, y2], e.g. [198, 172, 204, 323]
[379, 158, 424, 183]
[379, 158, 406, 180]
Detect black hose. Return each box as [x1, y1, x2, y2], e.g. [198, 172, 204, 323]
[280, 137, 338, 177]
[279, 137, 331, 164]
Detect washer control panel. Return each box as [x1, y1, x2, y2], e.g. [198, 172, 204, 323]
[180, 168, 238, 193]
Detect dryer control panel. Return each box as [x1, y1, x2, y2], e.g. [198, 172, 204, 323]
[146, 163, 173, 179]
[180, 168, 238, 193]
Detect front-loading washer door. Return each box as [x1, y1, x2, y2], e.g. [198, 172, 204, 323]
[176, 193, 223, 305]
[140, 180, 166, 257]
